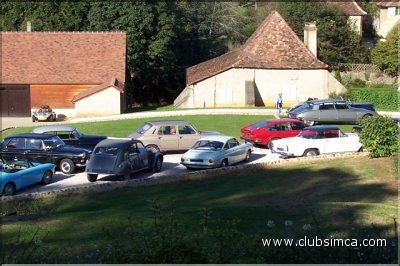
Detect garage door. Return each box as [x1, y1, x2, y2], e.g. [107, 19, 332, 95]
[0, 85, 31, 117]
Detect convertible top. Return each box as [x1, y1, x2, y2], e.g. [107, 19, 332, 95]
[303, 125, 340, 132]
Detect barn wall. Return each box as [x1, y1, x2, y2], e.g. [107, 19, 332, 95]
[180, 68, 345, 108]
[74, 87, 121, 117]
[30, 84, 97, 108]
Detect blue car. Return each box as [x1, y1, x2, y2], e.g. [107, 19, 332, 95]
[0, 159, 55, 196]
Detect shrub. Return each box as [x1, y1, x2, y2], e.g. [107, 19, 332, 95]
[371, 25, 399, 76]
[346, 86, 399, 111]
[359, 115, 399, 158]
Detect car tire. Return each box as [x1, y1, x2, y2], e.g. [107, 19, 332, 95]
[41, 170, 53, 185]
[59, 158, 75, 174]
[303, 148, 319, 157]
[32, 116, 37, 122]
[146, 145, 160, 153]
[87, 174, 98, 182]
[267, 138, 279, 150]
[152, 156, 163, 172]
[245, 150, 251, 162]
[220, 159, 229, 168]
[3, 182, 15, 196]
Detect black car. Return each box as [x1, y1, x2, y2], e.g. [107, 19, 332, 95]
[32, 125, 106, 151]
[1, 134, 91, 174]
[85, 139, 163, 182]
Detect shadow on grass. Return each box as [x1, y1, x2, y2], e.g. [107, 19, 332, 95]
[1, 158, 398, 263]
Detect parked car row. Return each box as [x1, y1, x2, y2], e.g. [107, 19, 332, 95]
[1, 105, 369, 196]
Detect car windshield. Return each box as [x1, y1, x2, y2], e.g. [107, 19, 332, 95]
[72, 129, 82, 137]
[137, 123, 152, 134]
[250, 120, 269, 129]
[192, 140, 224, 150]
[43, 136, 65, 148]
[94, 147, 119, 156]
[298, 129, 318, 139]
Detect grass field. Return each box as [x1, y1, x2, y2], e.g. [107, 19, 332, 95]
[1, 115, 356, 140]
[1, 156, 397, 263]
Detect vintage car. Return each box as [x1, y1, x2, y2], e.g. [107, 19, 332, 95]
[85, 138, 163, 182]
[128, 120, 221, 152]
[1, 134, 91, 174]
[271, 126, 362, 157]
[32, 125, 106, 151]
[240, 118, 306, 149]
[0, 159, 55, 196]
[181, 136, 253, 169]
[32, 105, 57, 122]
[290, 100, 376, 125]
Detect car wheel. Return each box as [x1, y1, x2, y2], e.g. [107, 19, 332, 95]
[152, 156, 163, 172]
[267, 138, 279, 150]
[245, 150, 251, 162]
[3, 183, 15, 196]
[32, 116, 37, 122]
[59, 158, 75, 174]
[87, 174, 98, 182]
[146, 145, 160, 153]
[220, 159, 229, 168]
[41, 170, 53, 185]
[303, 148, 319, 157]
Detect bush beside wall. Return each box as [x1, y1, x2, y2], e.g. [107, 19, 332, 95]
[346, 86, 399, 111]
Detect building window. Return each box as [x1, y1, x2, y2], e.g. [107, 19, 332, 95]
[396, 7, 400, 15]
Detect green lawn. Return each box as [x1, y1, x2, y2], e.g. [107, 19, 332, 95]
[1, 157, 397, 263]
[1, 115, 355, 140]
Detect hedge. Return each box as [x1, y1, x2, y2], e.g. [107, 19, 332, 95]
[346, 86, 399, 111]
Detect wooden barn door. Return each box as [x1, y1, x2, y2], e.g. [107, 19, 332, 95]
[0, 85, 31, 117]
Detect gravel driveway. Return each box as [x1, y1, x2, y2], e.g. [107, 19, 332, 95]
[17, 148, 281, 195]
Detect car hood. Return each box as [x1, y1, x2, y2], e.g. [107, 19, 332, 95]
[183, 149, 220, 159]
[52, 145, 91, 155]
[128, 132, 142, 139]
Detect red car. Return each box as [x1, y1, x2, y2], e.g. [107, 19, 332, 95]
[240, 119, 306, 149]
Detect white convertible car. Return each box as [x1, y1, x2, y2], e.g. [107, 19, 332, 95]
[271, 126, 362, 157]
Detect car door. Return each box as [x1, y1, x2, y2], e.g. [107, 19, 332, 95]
[335, 102, 354, 123]
[25, 138, 48, 163]
[318, 102, 338, 122]
[157, 125, 180, 151]
[178, 125, 199, 150]
[2, 138, 27, 162]
[320, 129, 342, 154]
[226, 138, 242, 164]
[126, 143, 144, 172]
[289, 122, 305, 137]
[136, 142, 149, 168]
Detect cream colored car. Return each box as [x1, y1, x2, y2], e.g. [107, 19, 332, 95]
[128, 121, 221, 152]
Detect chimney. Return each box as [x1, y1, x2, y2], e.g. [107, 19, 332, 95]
[27, 21, 32, 32]
[304, 22, 317, 57]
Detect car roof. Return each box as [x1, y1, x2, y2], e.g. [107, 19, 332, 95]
[309, 99, 346, 104]
[95, 138, 140, 148]
[198, 135, 234, 142]
[303, 125, 340, 131]
[4, 133, 57, 140]
[146, 120, 190, 126]
[267, 118, 303, 124]
[32, 125, 76, 133]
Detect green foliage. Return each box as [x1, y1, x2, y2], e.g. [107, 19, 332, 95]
[346, 86, 399, 111]
[276, 2, 370, 67]
[359, 115, 399, 158]
[371, 25, 399, 76]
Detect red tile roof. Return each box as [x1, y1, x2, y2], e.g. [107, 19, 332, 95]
[328, 1, 367, 16]
[1, 31, 126, 84]
[186, 11, 328, 86]
[72, 77, 124, 102]
[375, 1, 400, 7]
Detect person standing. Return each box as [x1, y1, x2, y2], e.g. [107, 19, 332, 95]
[275, 92, 283, 118]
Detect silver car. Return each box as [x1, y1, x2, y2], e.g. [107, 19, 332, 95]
[128, 120, 220, 152]
[181, 135, 253, 169]
[296, 100, 376, 125]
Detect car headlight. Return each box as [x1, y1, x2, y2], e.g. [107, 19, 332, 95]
[208, 159, 213, 163]
[181, 158, 185, 163]
[286, 145, 289, 151]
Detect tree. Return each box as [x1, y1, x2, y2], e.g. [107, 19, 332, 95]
[371, 26, 399, 76]
[276, 1, 370, 67]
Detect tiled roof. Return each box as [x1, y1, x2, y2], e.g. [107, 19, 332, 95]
[186, 11, 328, 86]
[328, 1, 367, 16]
[375, 1, 400, 7]
[72, 77, 124, 102]
[1, 31, 126, 84]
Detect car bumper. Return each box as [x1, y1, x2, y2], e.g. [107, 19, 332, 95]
[181, 162, 218, 169]
[240, 137, 264, 145]
[271, 149, 295, 158]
